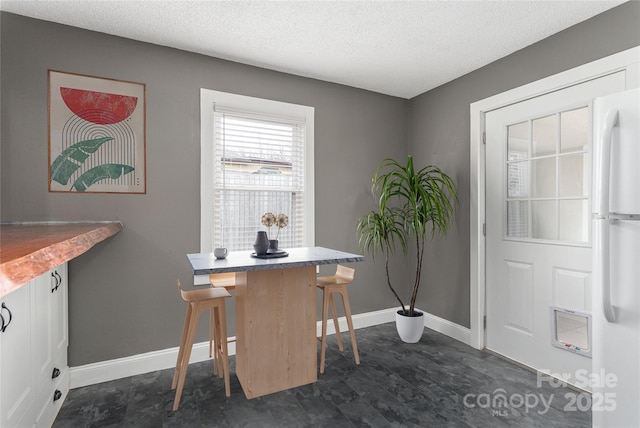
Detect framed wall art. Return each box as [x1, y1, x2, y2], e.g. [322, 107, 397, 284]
[48, 70, 146, 193]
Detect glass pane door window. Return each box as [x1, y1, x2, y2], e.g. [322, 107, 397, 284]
[505, 107, 590, 244]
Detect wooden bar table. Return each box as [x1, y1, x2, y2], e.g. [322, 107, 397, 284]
[187, 247, 364, 399]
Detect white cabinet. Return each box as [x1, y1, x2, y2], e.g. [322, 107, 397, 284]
[0, 281, 34, 427]
[34, 264, 69, 427]
[0, 263, 69, 428]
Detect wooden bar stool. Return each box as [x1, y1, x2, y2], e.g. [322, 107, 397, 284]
[171, 279, 231, 411]
[316, 265, 360, 373]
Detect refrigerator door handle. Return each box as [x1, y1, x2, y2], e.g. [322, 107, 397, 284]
[593, 108, 618, 323]
[594, 109, 619, 218]
[610, 213, 640, 221]
[596, 218, 616, 323]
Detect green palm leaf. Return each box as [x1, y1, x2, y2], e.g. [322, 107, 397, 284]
[50, 137, 114, 185]
[72, 164, 134, 192]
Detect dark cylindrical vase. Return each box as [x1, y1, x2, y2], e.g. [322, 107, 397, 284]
[268, 239, 279, 253]
[253, 231, 269, 255]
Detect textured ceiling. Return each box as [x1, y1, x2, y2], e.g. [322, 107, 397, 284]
[0, 0, 624, 98]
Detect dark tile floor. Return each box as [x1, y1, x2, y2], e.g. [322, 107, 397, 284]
[53, 323, 591, 427]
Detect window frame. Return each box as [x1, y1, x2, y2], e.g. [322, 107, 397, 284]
[199, 89, 315, 270]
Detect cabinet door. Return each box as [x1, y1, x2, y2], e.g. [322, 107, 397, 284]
[1, 264, 69, 428]
[51, 264, 68, 364]
[0, 282, 35, 428]
[32, 271, 54, 392]
[35, 264, 69, 428]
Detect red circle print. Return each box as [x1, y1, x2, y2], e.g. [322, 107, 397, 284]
[60, 87, 138, 125]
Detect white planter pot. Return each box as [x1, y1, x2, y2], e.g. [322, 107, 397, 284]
[395, 309, 425, 343]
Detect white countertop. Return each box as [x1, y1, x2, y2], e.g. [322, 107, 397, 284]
[187, 246, 364, 275]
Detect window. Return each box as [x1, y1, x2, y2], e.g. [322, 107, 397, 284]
[505, 106, 589, 244]
[200, 89, 314, 256]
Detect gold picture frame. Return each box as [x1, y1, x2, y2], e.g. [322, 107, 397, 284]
[48, 70, 146, 193]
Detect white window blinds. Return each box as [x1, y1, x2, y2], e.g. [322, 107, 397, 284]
[212, 106, 307, 251]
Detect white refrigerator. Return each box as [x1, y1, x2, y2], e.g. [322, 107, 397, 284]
[592, 87, 640, 428]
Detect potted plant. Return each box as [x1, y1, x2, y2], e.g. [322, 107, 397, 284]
[357, 155, 458, 343]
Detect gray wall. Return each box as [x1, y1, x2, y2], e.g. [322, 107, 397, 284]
[0, 13, 407, 365]
[1, 2, 638, 366]
[407, 1, 640, 328]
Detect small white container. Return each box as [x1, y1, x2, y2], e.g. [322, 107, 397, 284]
[214, 247, 228, 259]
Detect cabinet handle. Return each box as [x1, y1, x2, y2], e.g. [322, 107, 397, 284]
[53, 389, 62, 402]
[0, 302, 12, 332]
[52, 367, 61, 379]
[0, 312, 4, 332]
[51, 272, 58, 293]
[55, 271, 62, 291]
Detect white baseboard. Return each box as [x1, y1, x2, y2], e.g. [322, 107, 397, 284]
[315, 307, 397, 337]
[69, 307, 469, 389]
[421, 309, 471, 345]
[70, 340, 238, 389]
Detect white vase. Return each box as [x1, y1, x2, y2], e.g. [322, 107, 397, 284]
[395, 309, 424, 343]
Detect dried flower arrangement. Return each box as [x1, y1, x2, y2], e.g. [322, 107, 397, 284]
[261, 212, 288, 240]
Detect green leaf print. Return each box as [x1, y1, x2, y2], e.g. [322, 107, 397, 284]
[71, 164, 134, 192]
[50, 137, 114, 185]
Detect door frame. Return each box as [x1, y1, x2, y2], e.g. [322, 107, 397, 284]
[469, 46, 639, 350]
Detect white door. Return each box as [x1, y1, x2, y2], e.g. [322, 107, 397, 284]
[485, 71, 625, 386]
